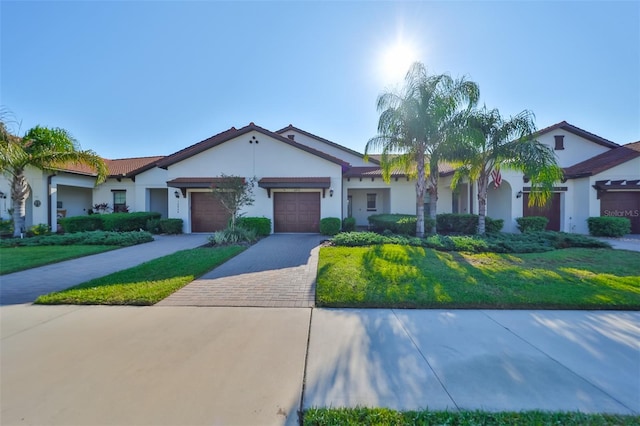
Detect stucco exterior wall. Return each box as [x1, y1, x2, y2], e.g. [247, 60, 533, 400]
[279, 130, 372, 166]
[166, 131, 343, 233]
[537, 130, 612, 167]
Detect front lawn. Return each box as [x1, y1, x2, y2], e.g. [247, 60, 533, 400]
[35, 246, 244, 305]
[0, 245, 117, 275]
[317, 246, 640, 309]
[303, 407, 640, 425]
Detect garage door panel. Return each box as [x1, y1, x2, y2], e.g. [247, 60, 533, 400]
[274, 192, 320, 233]
[600, 192, 640, 234]
[191, 192, 230, 232]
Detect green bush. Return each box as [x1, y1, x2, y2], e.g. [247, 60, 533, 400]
[27, 223, 51, 237]
[516, 216, 549, 233]
[146, 219, 162, 234]
[99, 212, 161, 232]
[484, 217, 504, 233]
[59, 215, 103, 233]
[320, 217, 341, 236]
[159, 219, 184, 235]
[0, 219, 13, 236]
[236, 216, 271, 236]
[342, 217, 356, 232]
[436, 213, 478, 234]
[368, 214, 434, 235]
[0, 231, 153, 247]
[209, 227, 257, 245]
[587, 216, 631, 237]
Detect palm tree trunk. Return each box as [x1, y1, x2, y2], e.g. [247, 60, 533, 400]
[477, 175, 489, 235]
[11, 169, 30, 237]
[415, 151, 427, 238]
[427, 173, 438, 220]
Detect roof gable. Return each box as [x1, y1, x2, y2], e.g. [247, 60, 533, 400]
[54, 156, 164, 178]
[535, 121, 619, 149]
[157, 123, 349, 169]
[564, 142, 640, 178]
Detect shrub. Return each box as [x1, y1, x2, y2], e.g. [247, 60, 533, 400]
[516, 216, 549, 233]
[436, 214, 478, 235]
[209, 227, 257, 245]
[58, 215, 103, 233]
[99, 212, 161, 232]
[236, 216, 271, 236]
[587, 216, 631, 237]
[146, 219, 162, 234]
[368, 214, 434, 236]
[0, 219, 13, 236]
[159, 219, 184, 234]
[342, 217, 356, 232]
[27, 223, 50, 237]
[320, 217, 341, 236]
[0, 231, 153, 247]
[484, 217, 504, 233]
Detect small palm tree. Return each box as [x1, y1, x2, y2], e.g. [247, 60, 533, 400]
[450, 107, 564, 234]
[1, 123, 107, 236]
[366, 62, 479, 237]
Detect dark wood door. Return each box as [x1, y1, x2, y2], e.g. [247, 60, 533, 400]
[191, 192, 230, 232]
[523, 192, 561, 231]
[600, 192, 640, 234]
[274, 192, 320, 233]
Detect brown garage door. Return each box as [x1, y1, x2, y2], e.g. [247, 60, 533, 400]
[274, 192, 320, 233]
[191, 192, 230, 232]
[600, 192, 640, 234]
[523, 193, 561, 231]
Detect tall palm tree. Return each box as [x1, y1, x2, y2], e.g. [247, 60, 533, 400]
[2, 124, 107, 236]
[366, 62, 479, 237]
[450, 107, 564, 234]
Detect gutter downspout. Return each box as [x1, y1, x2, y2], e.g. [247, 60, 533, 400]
[47, 174, 56, 230]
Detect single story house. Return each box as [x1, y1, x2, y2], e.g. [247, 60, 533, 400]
[1, 121, 638, 235]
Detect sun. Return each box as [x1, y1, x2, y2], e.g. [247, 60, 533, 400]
[380, 41, 418, 84]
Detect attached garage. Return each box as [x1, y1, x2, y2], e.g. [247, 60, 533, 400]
[273, 192, 320, 233]
[191, 192, 230, 232]
[600, 191, 640, 234]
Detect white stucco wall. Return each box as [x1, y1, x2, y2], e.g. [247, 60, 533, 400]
[93, 178, 136, 212]
[166, 130, 343, 233]
[279, 130, 372, 166]
[537, 130, 613, 167]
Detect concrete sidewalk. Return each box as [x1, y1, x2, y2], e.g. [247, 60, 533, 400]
[305, 309, 640, 415]
[1, 306, 638, 426]
[0, 234, 209, 305]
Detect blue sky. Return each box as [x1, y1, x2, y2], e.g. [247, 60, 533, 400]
[1, 1, 638, 160]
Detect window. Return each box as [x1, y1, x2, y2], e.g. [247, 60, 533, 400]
[554, 135, 565, 150]
[367, 193, 377, 211]
[113, 190, 127, 213]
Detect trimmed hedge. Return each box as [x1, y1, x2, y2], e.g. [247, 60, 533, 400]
[160, 219, 184, 234]
[320, 217, 341, 236]
[330, 231, 610, 253]
[516, 216, 549, 233]
[237, 217, 271, 236]
[436, 213, 478, 234]
[588, 216, 631, 237]
[368, 214, 435, 235]
[0, 231, 154, 247]
[342, 217, 356, 232]
[59, 215, 103, 233]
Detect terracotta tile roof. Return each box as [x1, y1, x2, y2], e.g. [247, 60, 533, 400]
[344, 162, 456, 178]
[166, 177, 243, 188]
[55, 156, 164, 177]
[564, 142, 640, 178]
[258, 177, 331, 188]
[534, 121, 619, 148]
[276, 124, 379, 164]
[157, 123, 350, 169]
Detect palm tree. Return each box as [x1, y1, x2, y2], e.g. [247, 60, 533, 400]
[1, 123, 108, 236]
[365, 62, 479, 237]
[450, 107, 564, 234]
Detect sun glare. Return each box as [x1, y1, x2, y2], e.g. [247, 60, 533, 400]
[380, 41, 418, 84]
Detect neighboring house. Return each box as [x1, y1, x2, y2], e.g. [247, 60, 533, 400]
[1, 121, 638, 234]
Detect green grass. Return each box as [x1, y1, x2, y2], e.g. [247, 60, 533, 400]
[303, 407, 640, 425]
[0, 245, 118, 275]
[317, 246, 640, 309]
[35, 246, 245, 305]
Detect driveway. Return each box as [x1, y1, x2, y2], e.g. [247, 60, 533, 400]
[157, 234, 325, 307]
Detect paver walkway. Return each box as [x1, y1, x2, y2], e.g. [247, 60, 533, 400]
[0, 234, 209, 305]
[157, 234, 325, 307]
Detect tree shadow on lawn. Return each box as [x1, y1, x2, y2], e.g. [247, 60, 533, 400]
[355, 246, 640, 309]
